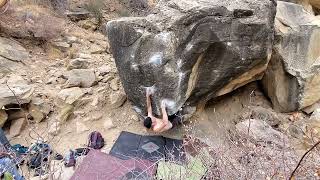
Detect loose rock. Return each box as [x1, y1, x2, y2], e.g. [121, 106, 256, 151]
[78, 19, 98, 31]
[83, 114, 102, 122]
[103, 117, 116, 129]
[67, 58, 89, 70]
[0, 110, 8, 127]
[29, 98, 51, 123]
[64, 69, 96, 88]
[302, 101, 320, 114]
[0, 84, 34, 108]
[97, 65, 112, 76]
[76, 122, 89, 133]
[109, 78, 119, 91]
[49, 122, 61, 136]
[109, 90, 127, 108]
[236, 119, 289, 147]
[66, 8, 91, 21]
[51, 41, 71, 52]
[89, 44, 105, 54]
[9, 118, 27, 137]
[58, 87, 85, 105]
[0, 37, 29, 62]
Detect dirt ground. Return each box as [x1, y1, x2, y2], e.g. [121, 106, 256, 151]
[1, 1, 319, 179]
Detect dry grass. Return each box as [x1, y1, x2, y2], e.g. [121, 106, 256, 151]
[84, 0, 105, 25]
[14, 0, 67, 12]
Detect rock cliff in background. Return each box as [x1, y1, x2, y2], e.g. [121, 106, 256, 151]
[106, 0, 276, 116]
[262, 1, 320, 112]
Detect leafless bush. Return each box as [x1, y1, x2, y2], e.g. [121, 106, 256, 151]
[114, 123, 320, 180]
[84, 0, 105, 25]
[15, 0, 68, 13]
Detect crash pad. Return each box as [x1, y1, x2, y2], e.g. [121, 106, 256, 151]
[110, 131, 185, 162]
[156, 157, 207, 180]
[70, 150, 157, 180]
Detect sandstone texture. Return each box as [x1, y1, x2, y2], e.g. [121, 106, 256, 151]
[262, 1, 320, 112]
[106, 0, 276, 116]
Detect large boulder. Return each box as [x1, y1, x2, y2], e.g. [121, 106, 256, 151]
[0, 37, 29, 62]
[106, 0, 276, 116]
[262, 1, 320, 112]
[0, 37, 29, 74]
[0, 75, 34, 108]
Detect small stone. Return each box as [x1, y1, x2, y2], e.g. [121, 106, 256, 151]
[0, 110, 8, 127]
[83, 88, 93, 95]
[51, 41, 70, 52]
[97, 87, 106, 93]
[103, 117, 116, 129]
[57, 77, 67, 84]
[49, 122, 61, 136]
[78, 19, 98, 31]
[58, 104, 74, 123]
[76, 122, 89, 133]
[46, 77, 56, 84]
[130, 114, 140, 122]
[109, 90, 127, 108]
[83, 114, 102, 122]
[9, 118, 27, 137]
[97, 76, 104, 82]
[65, 36, 78, 44]
[89, 44, 105, 54]
[66, 9, 90, 21]
[58, 87, 85, 104]
[109, 78, 119, 91]
[74, 111, 85, 116]
[302, 102, 320, 114]
[97, 65, 112, 76]
[102, 75, 114, 83]
[309, 109, 320, 129]
[30, 76, 41, 83]
[67, 58, 89, 70]
[64, 69, 96, 88]
[90, 96, 100, 107]
[76, 53, 92, 59]
[29, 98, 51, 123]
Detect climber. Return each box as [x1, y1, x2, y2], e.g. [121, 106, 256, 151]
[144, 89, 172, 133]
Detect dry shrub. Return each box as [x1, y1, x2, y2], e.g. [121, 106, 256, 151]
[15, 0, 68, 12]
[187, 126, 320, 179]
[84, 0, 105, 25]
[114, 125, 320, 180]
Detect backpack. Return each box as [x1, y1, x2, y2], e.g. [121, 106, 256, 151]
[27, 142, 51, 169]
[64, 150, 76, 167]
[88, 131, 104, 149]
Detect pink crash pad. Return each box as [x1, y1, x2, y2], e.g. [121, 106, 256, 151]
[70, 150, 157, 180]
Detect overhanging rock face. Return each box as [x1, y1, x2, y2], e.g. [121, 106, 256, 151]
[106, 0, 276, 116]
